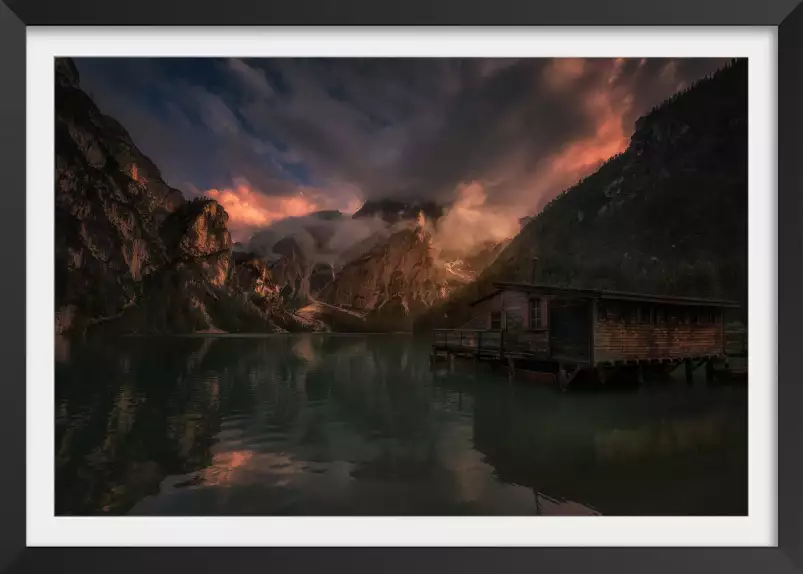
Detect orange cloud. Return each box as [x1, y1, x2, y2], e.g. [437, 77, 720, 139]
[524, 67, 633, 208]
[431, 182, 521, 255]
[204, 182, 330, 242]
[543, 58, 586, 90]
[204, 179, 365, 242]
[550, 87, 630, 176]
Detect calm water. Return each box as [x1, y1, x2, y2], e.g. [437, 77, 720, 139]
[55, 334, 747, 516]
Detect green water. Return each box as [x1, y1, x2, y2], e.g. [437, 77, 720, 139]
[55, 334, 747, 516]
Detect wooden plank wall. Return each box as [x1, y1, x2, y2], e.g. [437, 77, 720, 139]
[464, 290, 533, 330]
[594, 319, 724, 362]
[502, 290, 529, 330]
[464, 289, 550, 358]
[463, 292, 503, 329]
[501, 290, 550, 357]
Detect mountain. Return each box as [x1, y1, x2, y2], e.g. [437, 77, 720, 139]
[54, 58, 307, 336]
[318, 224, 489, 331]
[243, 210, 356, 308]
[415, 59, 748, 331]
[440, 239, 512, 283]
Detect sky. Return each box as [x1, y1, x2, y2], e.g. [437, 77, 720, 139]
[74, 57, 728, 242]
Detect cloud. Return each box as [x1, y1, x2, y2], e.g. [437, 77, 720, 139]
[206, 178, 361, 242]
[73, 56, 730, 238]
[227, 58, 274, 99]
[189, 87, 242, 136]
[428, 182, 521, 256]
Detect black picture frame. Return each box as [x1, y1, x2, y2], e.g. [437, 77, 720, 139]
[1, 1, 799, 572]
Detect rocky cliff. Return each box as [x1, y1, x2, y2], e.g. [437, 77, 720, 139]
[319, 225, 463, 330]
[415, 58, 748, 330]
[55, 58, 301, 335]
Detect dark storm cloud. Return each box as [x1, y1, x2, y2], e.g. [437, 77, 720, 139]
[73, 57, 729, 240]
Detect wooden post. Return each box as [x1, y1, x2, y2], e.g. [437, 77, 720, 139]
[637, 363, 644, 385]
[477, 331, 482, 357]
[705, 359, 715, 383]
[558, 366, 569, 392]
[684, 359, 693, 384]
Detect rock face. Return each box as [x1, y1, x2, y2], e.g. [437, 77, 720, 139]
[320, 226, 464, 330]
[416, 59, 748, 331]
[440, 239, 511, 283]
[55, 57, 300, 335]
[244, 210, 348, 308]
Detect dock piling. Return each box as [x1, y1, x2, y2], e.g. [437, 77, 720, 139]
[684, 359, 694, 384]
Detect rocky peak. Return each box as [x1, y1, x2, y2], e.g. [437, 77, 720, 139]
[175, 199, 232, 258]
[319, 225, 459, 330]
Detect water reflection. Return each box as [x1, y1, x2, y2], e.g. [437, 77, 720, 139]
[55, 334, 746, 516]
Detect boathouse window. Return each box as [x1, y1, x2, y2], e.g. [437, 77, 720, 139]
[529, 298, 543, 329]
[490, 311, 502, 330]
[639, 305, 652, 325]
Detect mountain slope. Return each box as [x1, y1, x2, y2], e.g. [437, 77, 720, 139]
[415, 59, 748, 330]
[318, 226, 455, 330]
[55, 58, 305, 335]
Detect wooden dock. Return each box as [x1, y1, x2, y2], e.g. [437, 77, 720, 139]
[432, 329, 504, 359]
[430, 327, 746, 390]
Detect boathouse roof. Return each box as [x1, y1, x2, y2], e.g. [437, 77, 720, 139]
[468, 282, 741, 308]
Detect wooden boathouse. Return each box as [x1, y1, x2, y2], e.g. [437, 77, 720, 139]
[431, 280, 741, 389]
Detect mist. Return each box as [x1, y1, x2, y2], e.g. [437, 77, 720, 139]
[244, 181, 524, 277]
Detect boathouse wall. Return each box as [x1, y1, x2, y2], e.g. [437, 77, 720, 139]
[593, 302, 725, 363]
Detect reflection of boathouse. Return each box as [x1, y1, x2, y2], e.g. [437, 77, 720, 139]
[467, 382, 747, 515]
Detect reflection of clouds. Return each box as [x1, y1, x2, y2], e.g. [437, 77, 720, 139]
[197, 449, 317, 489]
[200, 449, 255, 486]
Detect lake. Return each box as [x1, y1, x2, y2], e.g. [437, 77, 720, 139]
[55, 333, 747, 516]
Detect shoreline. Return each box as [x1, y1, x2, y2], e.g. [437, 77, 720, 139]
[118, 331, 416, 338]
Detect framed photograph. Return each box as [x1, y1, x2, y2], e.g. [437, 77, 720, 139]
[1, 0, 800, 572]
